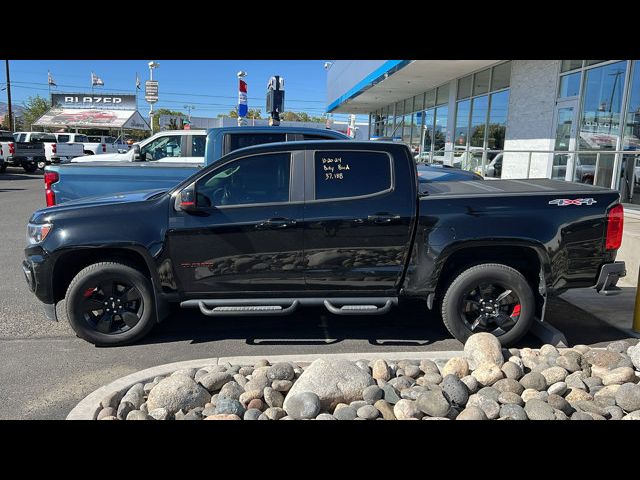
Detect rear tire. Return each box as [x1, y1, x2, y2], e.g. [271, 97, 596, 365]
[65, 261, 156, 346]
[0, 164, 7, 173]
[37, 161, 46, 170]
[84, 150, 94, 155]
[23, 163, 37, 173]
[440, 263, 535, 346]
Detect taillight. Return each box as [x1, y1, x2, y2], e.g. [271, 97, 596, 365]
[102, 143, 106, 153]
[9, 142, 15, 155]
[51, 143, 57, 154]
[44, 171, 59, 207]
[605, 204, 624, 250]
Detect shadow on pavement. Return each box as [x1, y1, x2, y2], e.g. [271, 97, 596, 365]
[0, 171, 43, 180]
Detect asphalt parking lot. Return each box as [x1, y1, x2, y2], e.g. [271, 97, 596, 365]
[0, 169, 635, 419]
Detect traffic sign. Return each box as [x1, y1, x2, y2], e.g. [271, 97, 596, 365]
[145, 80, 159, 104]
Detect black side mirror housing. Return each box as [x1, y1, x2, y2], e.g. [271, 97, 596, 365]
[176, 183, 199, 212]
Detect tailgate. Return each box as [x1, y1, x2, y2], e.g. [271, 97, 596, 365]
[56, 143, 84, 156]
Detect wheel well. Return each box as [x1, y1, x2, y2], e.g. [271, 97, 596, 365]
[51, 248, 151, 303]
[435, 246, 544, 307]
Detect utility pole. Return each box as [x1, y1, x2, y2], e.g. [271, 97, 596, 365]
[184, 104, 196, 121]
[5, 60, 13, 131]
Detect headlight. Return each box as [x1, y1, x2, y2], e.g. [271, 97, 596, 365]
[27, 223, 52, 245]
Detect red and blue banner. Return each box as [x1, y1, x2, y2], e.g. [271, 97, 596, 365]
[238, 79, 248, 118]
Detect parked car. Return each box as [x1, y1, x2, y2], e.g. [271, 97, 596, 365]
[44, 127, 350, 206]
[14, 132, 83, 168]
[0, 130, 46, 173]
[25, 140, 625, 346]
[52, 133, 126, 156]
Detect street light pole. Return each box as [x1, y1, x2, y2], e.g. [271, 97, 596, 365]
[184, 104, 195, 121]
[148, 61, 160, 134]
[5, 60, 13, 131]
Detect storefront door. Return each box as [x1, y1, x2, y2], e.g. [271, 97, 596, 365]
[551, 99, 578, 181]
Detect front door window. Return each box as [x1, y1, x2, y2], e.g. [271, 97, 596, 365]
[140, 135, 183, 161]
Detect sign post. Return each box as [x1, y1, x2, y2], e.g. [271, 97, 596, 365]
[147, 61, 160, 133]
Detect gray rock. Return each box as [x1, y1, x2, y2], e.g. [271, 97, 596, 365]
[493, 378, 524, 396]
[264, 407, 287, 420]
[565, 371, 588, 391]
[393, 399, 420, 420]
[172, 368, 197, 379]
[499, 404, 528, 420]
[467, 394, 500, 420]
[219, 381, 244, 400]
[456, 406, 488, 420]
[441, 357, 469, 379]
[594, 396, 616, 407]
[441, 374, 469, 407]
[117, 401, 135, 420]
[519, 372, 547, 391]
[362, 385, 384, 404]
[247, 399, 263, 410]
[556, 354, 581, 373]
[198, 372, 233, 392]
[285, 392, 321, 420]
[615, 383, 640, 412]
[97, 407, 116, 420]
[243, 408, 262, 421]
[214, 398, 246, 417]
[604, 405, 625, 420]
[245, 368, 271, 392]
[257, 413, 269, 420]
[233, 374, 248, 388]
[416, 390, 450, 417]
[372, 359, 392, 381]
[464, 332, 505, 369]
[472, 363, 504, 387]
[460, 375, 478, 394]
[571, 411, 594, 420]
[501, 361, 524, 380]
[382, 384, 401, 405]
[226, 365, 241, 375]
[403, 365, 422, 379]
[400, 387, 426, 401]
[628, 344, 640, 371]
[255, 359, 270, 368]
[202, 406, 217, 417]
[417, 372, 443, 386]
[583, 376, 603, 392]
[267, 362, 295, 382]
[239, 366, 254, 376]
[602, 367, 636, 386]
[357, 404, 379, 420]
[547, 382, 568, 396]
[374, 400, 396, 420]
[573, 400, 607, 418]
[524, 399, 555, 420]
[283, 359, 374, 412]
[583, 350, 624, 369]
[272, 380, 293, 392]
[622, 411, 640, 420]
[148, 407, 170, 420]
[540, 344, 559, 357]
[139, 402, 148, 414]
[541, 366, 568, 385]
[143, 382, 157, 395]
[350, 400, 369, 410]
[508, 356, 525, 369]
[594, 384, 621, 400]
[333, 405, 358, 420]
[419, 359, 440, 375]
[126, 410, 150, 420]
[100, 390, 125, 410]
[565, 388, 593, 403]
[147, 374, 211, 415]
[476, 387, 500, 402]
[264, 387, 285, 408]
[316, 413, 337, 420]
[498, 392, 524, 406]
[607, 340, 630, 353]
[239, 389, 263, 406]
[388, 375, 416, 391]
[121, 383, 145, 409]
[182, 410, 203, 420]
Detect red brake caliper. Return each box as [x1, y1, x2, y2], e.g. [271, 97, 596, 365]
[83, 287, 97, 297]
[511, 304, 521, 318]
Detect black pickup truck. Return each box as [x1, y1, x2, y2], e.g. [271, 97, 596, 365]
[23, 141, 626, 346]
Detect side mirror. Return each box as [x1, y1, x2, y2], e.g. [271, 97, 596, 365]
[176, 183, 199, 212]
[132, 144, 142, 161]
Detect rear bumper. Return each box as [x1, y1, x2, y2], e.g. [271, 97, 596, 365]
[593, 261, 626, 295]
[7, 156, 45, 167]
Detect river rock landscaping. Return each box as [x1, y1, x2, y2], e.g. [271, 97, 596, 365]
[95, 334, 640, 420]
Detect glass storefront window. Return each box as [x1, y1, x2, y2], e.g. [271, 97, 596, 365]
[558, 72, 581, 98]
[491, 62, 511, 90]
[487, 90, 509, 151]
[413, 94, 424, 113]
[586, 60, 607, 66]
[434, 106, 448, 152]
[561, 60, 583, 73]
[421, 108, 435, 155]
[473, 69, 491, 96]
[395, 101, 405, 117]
[454, 100, 471, 147]
[436, 84, 450, 105]
[457, 76, 472, 100]
[403, 113, 413, 148]
[621, 61, 640, 205]
[425, 89, 435, 109]
[470, 95, 489, 147]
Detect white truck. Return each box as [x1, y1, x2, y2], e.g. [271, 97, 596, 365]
[70, 130, 207, 164]
[14, 132, 84, 168]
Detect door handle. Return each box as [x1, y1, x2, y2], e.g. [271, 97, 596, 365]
[367, 213, 401, 224]
[256, 218, 297, 229]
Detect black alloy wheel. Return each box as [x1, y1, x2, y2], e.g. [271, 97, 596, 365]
[80, 280, 144, 335]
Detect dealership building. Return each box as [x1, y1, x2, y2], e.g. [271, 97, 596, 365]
[326, 60, 640, 209]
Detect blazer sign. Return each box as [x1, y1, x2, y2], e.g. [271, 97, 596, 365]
[51, 93, 137, 110]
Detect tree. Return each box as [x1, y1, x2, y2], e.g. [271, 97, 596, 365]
[217, 107, 262, 119]
[152, 108, 185, 131]
[247, 108, 262, 119]
[21, 95, 50, 130]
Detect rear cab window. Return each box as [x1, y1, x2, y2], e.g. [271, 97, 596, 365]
[313, 150, 393, 200]
[225, 133, 286, 154]
[31, 133, 56, 142]
[0, 132, 15, 141]
[56, 134, 70, 142]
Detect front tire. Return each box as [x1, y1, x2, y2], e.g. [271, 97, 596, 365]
[23, 163, 38, 173]
[65, 262, 156, 346]
[440, 263, 535, 346]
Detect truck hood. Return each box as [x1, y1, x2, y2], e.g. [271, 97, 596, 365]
[71, 152, 132, 163]
[30, 189, 167, 222]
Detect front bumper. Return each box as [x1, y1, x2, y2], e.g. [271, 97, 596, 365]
[593, 261, 626, 295]
[22, 253, 57, 321]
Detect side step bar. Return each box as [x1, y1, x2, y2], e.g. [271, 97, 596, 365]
[181, 297, 398, 317]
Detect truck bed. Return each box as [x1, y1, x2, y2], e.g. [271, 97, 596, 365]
[421, 178, 613, 197]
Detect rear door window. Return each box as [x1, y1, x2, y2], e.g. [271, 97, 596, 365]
[226, 133, 286, 153]
[56, 134, 70, 142]
[75, 135, 88, 142]
[313, 150, 392, 200]
[191, 135, 206, 157]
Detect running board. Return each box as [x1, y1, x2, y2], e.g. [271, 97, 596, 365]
[181, 297, 398, 317]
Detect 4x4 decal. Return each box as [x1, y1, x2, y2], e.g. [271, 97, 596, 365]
[549, 198, 597, 206]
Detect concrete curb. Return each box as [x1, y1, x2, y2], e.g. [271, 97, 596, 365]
[66, 350, 463, 420]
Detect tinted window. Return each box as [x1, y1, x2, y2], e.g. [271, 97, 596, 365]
[227, 133, 286, 153]
[104, 136, 115, 143]
[197, 153, 291, 207]
[75, 135, 88, 142]
[314, 150, 392, 200]
[56, 134, 70, 142]
[192, 135, 206, 156]
[140, 135, 183, 161]
[31, 133, 56, 142]
[303, 134, 338, 141]
[87, 136, 102, 142]
[0, 131, 15, 141]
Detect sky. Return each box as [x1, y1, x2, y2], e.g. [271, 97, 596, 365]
[0, 60, 364, 122]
